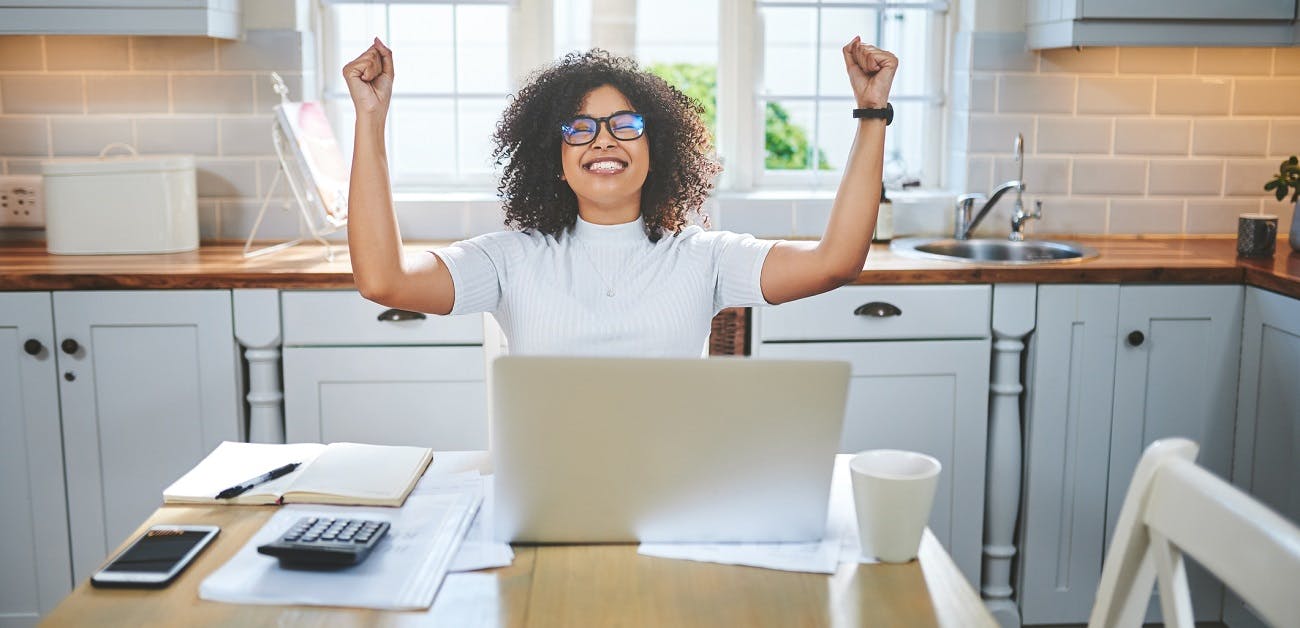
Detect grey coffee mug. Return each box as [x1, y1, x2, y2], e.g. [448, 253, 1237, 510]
[1238, 214, 1278, 257]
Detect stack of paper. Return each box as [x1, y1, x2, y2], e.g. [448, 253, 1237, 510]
[199, 484, 481, 610]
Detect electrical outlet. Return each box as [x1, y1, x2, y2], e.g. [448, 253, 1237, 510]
[0, 175, 44, 228]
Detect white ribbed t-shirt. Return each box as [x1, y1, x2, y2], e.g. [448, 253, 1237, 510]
[431, 215, 777, 357]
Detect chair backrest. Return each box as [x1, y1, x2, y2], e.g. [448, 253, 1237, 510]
[1088, 438, 1300, 628]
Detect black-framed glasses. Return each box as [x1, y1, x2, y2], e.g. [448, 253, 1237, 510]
[560, 111, 645, 146]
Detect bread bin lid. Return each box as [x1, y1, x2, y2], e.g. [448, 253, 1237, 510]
[41, 143, 195, 176]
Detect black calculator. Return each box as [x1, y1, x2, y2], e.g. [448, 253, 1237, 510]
[257, 516, 390, 569]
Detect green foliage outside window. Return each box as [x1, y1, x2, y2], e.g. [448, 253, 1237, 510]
[646, 62, 833, 171]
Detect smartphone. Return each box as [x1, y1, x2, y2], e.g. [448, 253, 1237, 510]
[90, 525, 220, 588]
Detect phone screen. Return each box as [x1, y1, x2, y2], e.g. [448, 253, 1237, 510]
[101, 529, 212, 573]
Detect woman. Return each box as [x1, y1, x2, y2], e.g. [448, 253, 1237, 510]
[343, 36, 897, 357]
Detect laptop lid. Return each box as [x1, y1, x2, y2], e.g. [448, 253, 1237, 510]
[491, 356, 850, 544]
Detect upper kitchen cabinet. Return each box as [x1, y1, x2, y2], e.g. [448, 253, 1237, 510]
[1027, 0, 1299, 48]
[0, 0, 241, 39]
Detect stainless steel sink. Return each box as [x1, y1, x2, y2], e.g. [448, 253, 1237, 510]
[890, 237, 1098, 265]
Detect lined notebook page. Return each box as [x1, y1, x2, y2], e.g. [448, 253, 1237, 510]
[286, 443, 433, 505]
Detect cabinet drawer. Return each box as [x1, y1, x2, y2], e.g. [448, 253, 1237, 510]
[758, 285, 991, 341]
[282, 291, 483, 346]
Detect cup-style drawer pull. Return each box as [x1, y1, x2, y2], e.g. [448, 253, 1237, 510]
[854, 302, 902, 318]
[377, 308, 427, 322]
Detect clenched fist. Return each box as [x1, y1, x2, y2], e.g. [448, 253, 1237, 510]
[343, 37, 394, 121]
[842, 36, 898, 110]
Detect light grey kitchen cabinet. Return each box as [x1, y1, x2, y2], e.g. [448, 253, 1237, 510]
[281, 291, 491, 449]
[1224, 287, 1300, 628]
[54, 291, 242, 584]
[1026, 0, 1299, 48]
[0, 0, 241, 38]
[753, 285, 992, 589]
[1019, 284, 1244, 625]
[0, 293, 70, 628]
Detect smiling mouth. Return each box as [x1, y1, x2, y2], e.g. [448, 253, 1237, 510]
[584, 159, 628, 174]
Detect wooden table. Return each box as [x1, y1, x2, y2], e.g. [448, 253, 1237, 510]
[42, 455, 997, 628]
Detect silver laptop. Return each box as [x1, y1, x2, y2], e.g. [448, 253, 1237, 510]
[491, 355, 850, 544]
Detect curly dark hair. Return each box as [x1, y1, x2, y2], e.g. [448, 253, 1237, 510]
[491, 50, 720, 242]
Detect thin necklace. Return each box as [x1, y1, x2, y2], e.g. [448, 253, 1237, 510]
[574, 237, 622, 298]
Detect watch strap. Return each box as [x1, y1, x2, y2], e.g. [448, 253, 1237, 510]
[852, 102, 893, 126]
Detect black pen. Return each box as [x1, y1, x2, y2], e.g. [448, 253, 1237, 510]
[215, 462, 301, 499]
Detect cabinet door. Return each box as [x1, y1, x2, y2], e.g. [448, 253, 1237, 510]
[1018, 284, 1120, 625]
[283, 346, 488, 449]
[0, 293, 70, 626]
[54, 291, 240, 584]
[756, 340, 990, 588]
[1225, 287, 1300, 628]
[1080, 0, 1294, 20]
[1108, 284, 1244, 622]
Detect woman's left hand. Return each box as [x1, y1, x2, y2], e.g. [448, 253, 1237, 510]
[843, 36, 898, 109]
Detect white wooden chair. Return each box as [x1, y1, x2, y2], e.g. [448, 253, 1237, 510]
[1088, 438, 1300, 628]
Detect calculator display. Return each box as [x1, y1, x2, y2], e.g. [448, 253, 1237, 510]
[102, 529, 212, 573]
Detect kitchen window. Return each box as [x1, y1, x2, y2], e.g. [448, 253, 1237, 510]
[321, 0, 946, 193]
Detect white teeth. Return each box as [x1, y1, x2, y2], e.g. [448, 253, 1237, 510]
[586, 160, 626, 172]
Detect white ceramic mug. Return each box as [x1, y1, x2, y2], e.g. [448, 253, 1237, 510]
[850, 449, 942, 563]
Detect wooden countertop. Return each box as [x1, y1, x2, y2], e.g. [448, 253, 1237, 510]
[2, 237, 1297, 299]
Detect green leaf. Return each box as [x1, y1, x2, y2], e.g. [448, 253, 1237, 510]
[1277, 187, 1288, 202]
[1288, 155, 1299, 167]
[1264, 179, 1279, 190]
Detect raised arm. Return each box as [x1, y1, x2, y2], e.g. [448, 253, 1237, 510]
[342, 37, 456, 315]
[759, 37, 897, 305]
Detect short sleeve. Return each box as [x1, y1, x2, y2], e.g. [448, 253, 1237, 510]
[430, 231, 525, 315]
[713, 231, 778, 310]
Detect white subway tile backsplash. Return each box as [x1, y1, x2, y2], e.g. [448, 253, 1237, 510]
[1154, 78, 1231, 115]
[0, 37, 43, 71]
[1072, 159, 1146, 195]
[1040, 47, 1117, 74]
[1196, 48, 1271, 76]
[972, 32, 1035, 72]
[1076, 77, 1152, 115]
[1114, 118, 1190, 155]
[1224, 159, 1280, 196]
[1029, 196, 1107, 236]
[1118, 48, 1195, 75]
[395, 201, 468, 240]
[1037, 117, 1111, 154]
[1108, 199, 1183, 234]
[1, 76, 83, 114]
[50, 118, 132, 156]
[1186, 199, 1259, 234]
[257, 158, 290, 199]
[197, 199, 220, 240]
[4, 159, 44, 174]
[220, 117, 275, 156]
[1234, 78, 1300, 116]
[46, 36, 128, 71]
[997, 75, 1074, 114]
[1271, 121, 1300, 157]
[220, 199, 299, 240]
[994, 156, 1069, 194]
[466, 200, 508, 236]
[964, 155, 992, 193]
[253, 73, 302, 114]
[1147, 159, 1223, 196]
[197, 158, 259, 198]
[1192, 120, 1270, 156]
[970, 73, 996, 113]
[135, 117, 218, 155]
[173, 75, 255, 114]
[218, 30, 303, 72]
[969, 114, 1034, 154]
[87, 75, 168, 114]
[0, 117, 49, 156]
[131, 37, 216, 71]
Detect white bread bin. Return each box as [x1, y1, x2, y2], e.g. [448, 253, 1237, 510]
[42, 144, 198, 255]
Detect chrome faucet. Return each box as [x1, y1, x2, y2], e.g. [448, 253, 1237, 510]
[953, 133, 1041, 240]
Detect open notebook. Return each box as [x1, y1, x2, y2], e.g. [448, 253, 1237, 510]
[164, 441, 433, 507]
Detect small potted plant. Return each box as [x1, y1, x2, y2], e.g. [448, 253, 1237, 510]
[1264, 155, 1300, 252]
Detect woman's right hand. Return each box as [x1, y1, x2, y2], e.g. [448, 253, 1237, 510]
[342, 37, 394, 121]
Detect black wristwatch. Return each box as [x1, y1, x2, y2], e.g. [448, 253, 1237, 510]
[852, 103, 893, 126]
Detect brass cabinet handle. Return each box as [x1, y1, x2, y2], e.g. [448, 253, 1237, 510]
[377, 308, 427, 323]
[853, 302, 903, 318]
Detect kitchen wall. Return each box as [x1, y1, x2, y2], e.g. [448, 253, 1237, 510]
[2, 1, 1298, 242]
[949, 32, 1300, 238]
